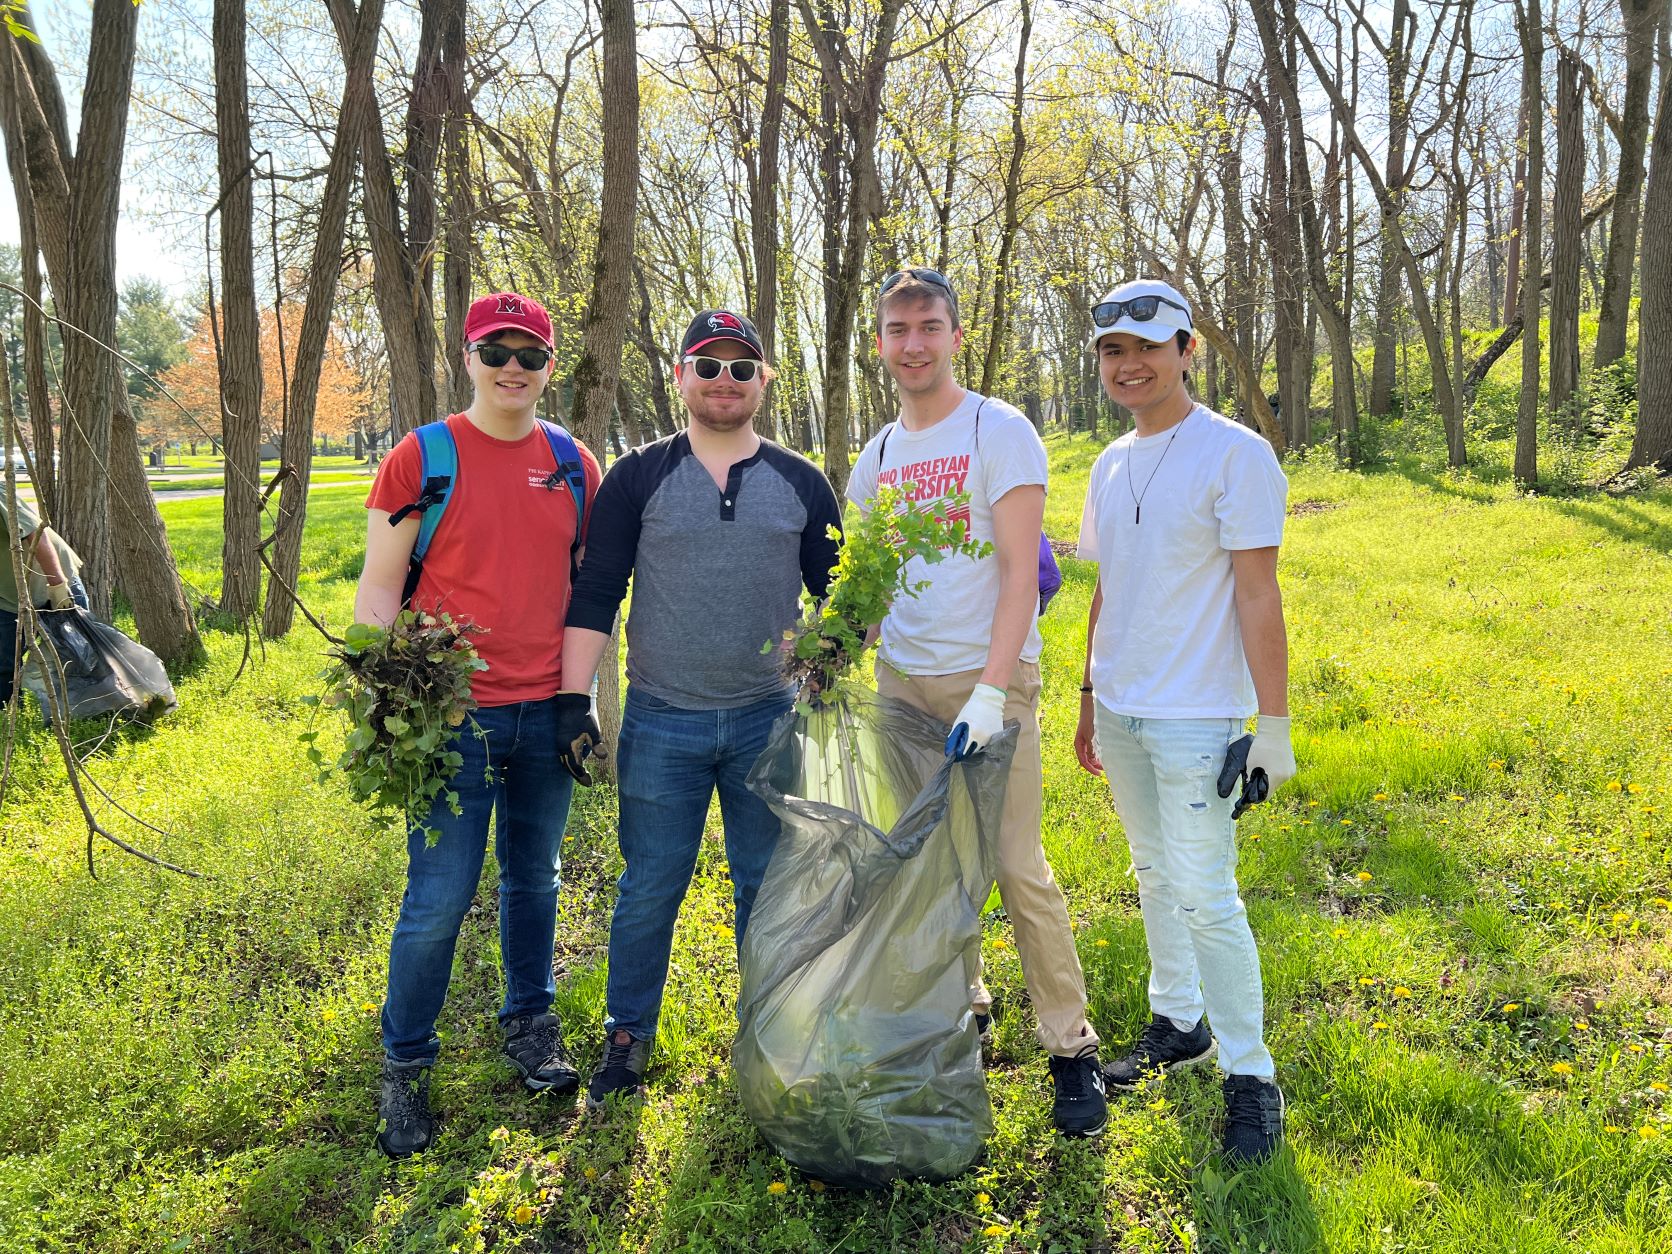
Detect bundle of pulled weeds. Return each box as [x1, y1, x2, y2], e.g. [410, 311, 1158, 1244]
[302, 610, 487, 842]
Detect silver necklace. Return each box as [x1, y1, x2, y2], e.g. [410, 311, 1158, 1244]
[1125, 407, 1193, 524]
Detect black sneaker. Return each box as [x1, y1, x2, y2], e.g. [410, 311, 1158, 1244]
[1222, 1074, 1285, 1162]
[1048, 1046, 1108, 1137]
[503, 1012, 581, 1094]
[1101, 1014, 1217, 1091]
[377, 1059, 436, 1158]
[585, 1029, 650, 1111]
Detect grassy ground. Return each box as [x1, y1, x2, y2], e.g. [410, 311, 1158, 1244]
[1, 437, 1669, 1252]
[145, 471, 372, 494]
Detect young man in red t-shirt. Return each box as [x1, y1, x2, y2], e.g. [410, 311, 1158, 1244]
[357, 291, 601, 1158]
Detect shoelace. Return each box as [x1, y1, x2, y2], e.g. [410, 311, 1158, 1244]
[1225, 1082, 1280, 1135]
[1137, 1018, 1181, 1060]
[1053, 1053, 1096, 1100]
[601, 1034, 637, 1073]
[385, 1072, 430, 1125]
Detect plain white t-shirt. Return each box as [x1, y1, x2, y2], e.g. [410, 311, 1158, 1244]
[847, 391, 1047, 675]
[1076, 404, 1287, 718]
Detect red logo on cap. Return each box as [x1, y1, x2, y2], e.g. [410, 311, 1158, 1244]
[708, 312, 743, 332]
[497, 295, 525, 315]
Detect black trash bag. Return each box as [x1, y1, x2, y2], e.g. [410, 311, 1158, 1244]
[23, 606, 177, 723]
[735, 686, 1016, 1188]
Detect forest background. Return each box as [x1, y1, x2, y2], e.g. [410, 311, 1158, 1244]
[1, 0, 1670, 1250]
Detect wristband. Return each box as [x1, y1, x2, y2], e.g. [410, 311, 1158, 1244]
[1079, 684, 1093, 694]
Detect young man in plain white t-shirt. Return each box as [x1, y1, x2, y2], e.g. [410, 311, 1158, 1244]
[846, 267, 1106, 1138]
[1073, 278, 1296, 1163]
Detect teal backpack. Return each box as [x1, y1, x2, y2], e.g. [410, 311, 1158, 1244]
[389, 419, 588, 607]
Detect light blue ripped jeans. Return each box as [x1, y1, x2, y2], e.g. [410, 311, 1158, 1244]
[1093, 709, 1275, 1078]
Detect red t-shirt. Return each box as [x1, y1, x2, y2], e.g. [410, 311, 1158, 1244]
[365, 414, 602, 706]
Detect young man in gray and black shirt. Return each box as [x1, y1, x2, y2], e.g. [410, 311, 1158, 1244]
[555, 309, 842, 1109]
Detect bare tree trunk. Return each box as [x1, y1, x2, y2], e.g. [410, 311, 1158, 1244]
[1516, 0, 1544, 487]
[1627, 62, 1672, 470]
[1369, 0, 1413, 417]
[1548, 50, 1584, 423]
[110, 394, 202, 662]
[748, 0, 788, 422]
[799, 0, 906, 493]
[0, 87, 55, 518]
[568, 0, 639, 767]
[1597, 0, 1668, 367]
[263, 0, 381, 638]
[979, 0, 1032, 397]
[214, 0, 264, 622]
[439, 0, 471, 416]
[1257, 85, 1304, 450]
[1505, 105, 1529, 319]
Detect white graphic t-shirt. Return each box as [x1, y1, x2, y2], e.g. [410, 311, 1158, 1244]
[1076, 404, 1287, 718]
[846, 391, 1047, 675]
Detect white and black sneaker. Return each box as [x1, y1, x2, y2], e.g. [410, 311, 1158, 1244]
[1101, 1014, 1217, 1091]
[1048, 1046, 1108, 1137]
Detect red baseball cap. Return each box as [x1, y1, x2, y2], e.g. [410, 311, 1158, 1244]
[463, 292, 554, 349]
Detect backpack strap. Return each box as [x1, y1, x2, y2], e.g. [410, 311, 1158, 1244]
[393, 420, 458, 608]
[537, 419, 589, 580]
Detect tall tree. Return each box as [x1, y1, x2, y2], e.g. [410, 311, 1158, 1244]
[1596, 0, 1669, 367]
[799, 0, 907, 493]
[1515, 0, 1544, 487]
[1547, 49, 1584, 422]
[0, 0, 201, 661]
[1367, 0, 1414, 417]
[263, 0, 384, 637]
[213, 0, 265, 622]
[1626, 55, 1672, 470]
[978, 0, 1032, 398]
[750, 0, 789, 423]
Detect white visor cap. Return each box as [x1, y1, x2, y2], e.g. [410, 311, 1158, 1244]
[1086, 279, 1194, 351]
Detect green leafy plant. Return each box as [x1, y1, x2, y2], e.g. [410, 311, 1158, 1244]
[774, 483, 992, 701]
[301, 610, 486, 842]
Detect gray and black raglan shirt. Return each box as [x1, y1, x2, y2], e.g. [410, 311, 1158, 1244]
[566, 433, 843, 710]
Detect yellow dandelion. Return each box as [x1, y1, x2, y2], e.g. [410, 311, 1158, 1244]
[1554, 792, 1568, 802]
[361, 1002, 377, 1013]
[767, 1180, 788, 1195]
[1631, 1044, 1647, 1054]
[513, 1203, 535, 1225]
[983, 1226, 1008, 1238]
[1607, 780, 1623, 792]
[1606, 1125, 1625, 1133]
[1652, 1083, 1670, 1093]
[1341, 818, 1354, 826]
[1639, 1126, 1662, 1140]
[1392, 986, 1412, 999]
[583, 1166, 598, 1180]
[1551, 1062, 1574, 1076]
[1280, 825, 1293, 832]
[1449, 794, 1465, 802]
[1359, 977, 1378, 986]
[321, 1007, 338, 1022]
[1575, 1021, 1591, 1031]
[975, 1192, 991, 1207]
[1333, 927, 1350, 939]
[1654, 898, 1672, 909]
[1095, 938, 1110, 947]
[1357, 871, 1373, 882]
[808, 1179, 826, 1193]
[1503, 1003, 1522, 1013]
[991, 939, 1007, 951]
[1308, 800, 1321, 808]
[1488, 759, 1505, 771]
[716, 923, 735, 939]
[1613, 913, 1632, 925]
[1371, 1020, 1388, 1029]
[1627, 783, 1644, 794]
[1373, 792, 1389, 801]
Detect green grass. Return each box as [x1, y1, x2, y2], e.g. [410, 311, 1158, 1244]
[2, 444, 1669, 1252]
[145, 471, 371, 494]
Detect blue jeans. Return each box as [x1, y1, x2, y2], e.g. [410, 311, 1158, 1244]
[0, 575, 90, 705]
[604, 686, 790, 1040]
[1093, 709, 1275, 1078]
[381, 696, 575, 1064]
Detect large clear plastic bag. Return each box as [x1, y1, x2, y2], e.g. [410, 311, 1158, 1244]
[734, 687, 1015, 1187]
[23, 607, 177, 724]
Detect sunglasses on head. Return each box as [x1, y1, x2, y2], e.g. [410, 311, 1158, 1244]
[472, 342, 552, 370]
[1091, 294, 1191, 329]
[880, 266, 956, 301]
[684, 354, 760, 383]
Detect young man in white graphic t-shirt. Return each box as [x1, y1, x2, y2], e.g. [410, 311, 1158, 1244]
[1072, 278, 1295, 1162]
[846, 267, 1107, 1138]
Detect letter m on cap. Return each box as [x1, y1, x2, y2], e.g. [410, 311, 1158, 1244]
[497, 295, 524, 314]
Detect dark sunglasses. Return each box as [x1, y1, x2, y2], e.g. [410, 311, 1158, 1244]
[1091, 294, 1192, 329]
[684, 354, 760, 383]
[880, 266, 956, 301]
[472, 342, 552, 370]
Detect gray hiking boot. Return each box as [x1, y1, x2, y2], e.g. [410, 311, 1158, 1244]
[1101, 1013, 1217, 1091]
[585, 1029, 651, 1111]
[377, 1059, 436, 1158]
[503, 1012, 581, 1094]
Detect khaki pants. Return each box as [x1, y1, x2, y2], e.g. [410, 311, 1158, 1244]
[877, 660, 1098, 1057]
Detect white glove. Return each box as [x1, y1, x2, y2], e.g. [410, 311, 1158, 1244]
[1246, 713, 1296, 792]
[45, 579, 73, 611]
[947, 683, 1007, 758]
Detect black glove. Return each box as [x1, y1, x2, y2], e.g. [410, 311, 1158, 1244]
[553, 691, 605, 786]
[1217, 733, 1270, 821]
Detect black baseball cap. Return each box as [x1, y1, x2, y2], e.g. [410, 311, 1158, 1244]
[680, 309, 764, 360]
